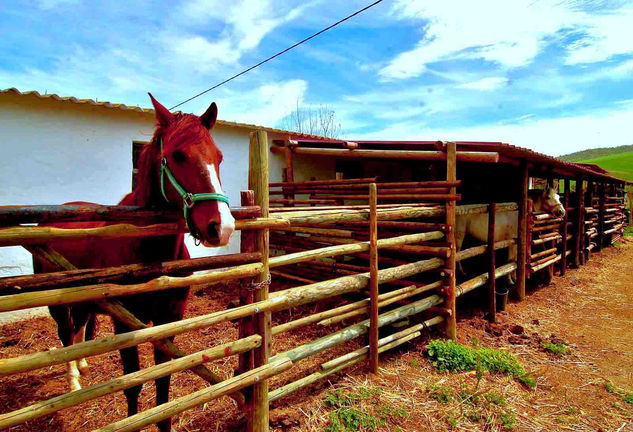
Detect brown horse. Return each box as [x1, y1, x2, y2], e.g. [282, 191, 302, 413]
[33, 94, 235, 432]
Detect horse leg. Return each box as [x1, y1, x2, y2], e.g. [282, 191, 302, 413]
[507, 243, 518, 286]
[153, 289, 189, 432]
[154, 338, 175, 432]
[49, 305, 82, 391]
[74, 314, 95, 375]
[115, 322, 142, 417]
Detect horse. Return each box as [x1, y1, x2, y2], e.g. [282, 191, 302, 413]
[455, 185, 565, 283]
[32, 94, 235, 432]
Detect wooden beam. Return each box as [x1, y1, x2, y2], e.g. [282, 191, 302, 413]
[487, 202, 496, 322]
[516, 160, 529, 301]
[368, 183, 379, 373]
[444, 141, 457, 340]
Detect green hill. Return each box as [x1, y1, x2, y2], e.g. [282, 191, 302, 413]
[577, 151, 633, 182]
[559, 144, 633, 162]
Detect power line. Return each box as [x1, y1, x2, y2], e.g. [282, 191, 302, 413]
[169, 0, 384, 110]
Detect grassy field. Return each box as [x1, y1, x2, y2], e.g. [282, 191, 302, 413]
[577, 151, 633, 182]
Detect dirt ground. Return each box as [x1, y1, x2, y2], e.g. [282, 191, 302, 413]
[1, 241, 632, 431]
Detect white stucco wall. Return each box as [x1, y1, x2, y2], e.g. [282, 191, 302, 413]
[0, 93, 252, 277]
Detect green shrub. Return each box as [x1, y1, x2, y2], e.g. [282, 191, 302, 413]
[541, 341, 569, 355]
[426, 339, 535, 387]
[484, 392, 507, 406]
[427, 383, 454, 404]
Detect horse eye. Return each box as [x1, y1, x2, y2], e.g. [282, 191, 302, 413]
[171, 150, 187, 163]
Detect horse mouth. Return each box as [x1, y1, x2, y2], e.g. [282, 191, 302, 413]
[202, 221, 234, 247]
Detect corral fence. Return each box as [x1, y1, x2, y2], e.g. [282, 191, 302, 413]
[0, 132, 625, 431]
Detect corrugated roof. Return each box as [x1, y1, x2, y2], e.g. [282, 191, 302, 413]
[1, 87, 329, 140]
[277, 138, 630, 184]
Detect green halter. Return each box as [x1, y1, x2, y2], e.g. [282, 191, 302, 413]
[159, 138, 229, 236]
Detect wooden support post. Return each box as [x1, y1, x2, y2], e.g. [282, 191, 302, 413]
[248, 130, 271, 432]
[597, 182, 606, 251]
[444, 142, 457, 340]
[283, 138, 295, 206]
[516, 160, 529, 301]
[238, 191, 256, 378]
[368, 183, 379, 373]
[526, 200, 534, 278]
[487, 202, 496, 323]
[576, 178, 586, 266]
[561, 179, 569, 276]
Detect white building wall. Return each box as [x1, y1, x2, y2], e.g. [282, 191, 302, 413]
[0, 94, 252, 276]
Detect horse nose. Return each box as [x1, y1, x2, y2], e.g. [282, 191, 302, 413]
[206, 222, 221, 245]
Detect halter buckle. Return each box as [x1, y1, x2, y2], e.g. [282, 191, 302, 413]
[184, 193, 195, 208]
[161, 157, 167, 167]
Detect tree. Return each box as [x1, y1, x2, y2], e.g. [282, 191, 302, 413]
[282, 99, 342, 138]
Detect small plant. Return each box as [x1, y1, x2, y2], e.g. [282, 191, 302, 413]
[427, 382, 454, 404]
[500, 409, 517, 429]
[323, 387, 406, 432]
[623, 225, 633, 237]
[542, 341, 570, 355]
[603, 380, 633, 405]
[484, 392, 507, 406]
[426, 339, 535, 387]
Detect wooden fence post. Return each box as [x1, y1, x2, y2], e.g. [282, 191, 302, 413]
[444, 141, 457, 340]
[248, 130, 270, 432]
[239, 191, 256, 378]
[368, 183, 379, 373]
[574, 177, 584, 267]
[487, 202, 496, 322]
[560, 179, 568, 276]
[597, 182, 606, 251]
[516, 160, 528, 301]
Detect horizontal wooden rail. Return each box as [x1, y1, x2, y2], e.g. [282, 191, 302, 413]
[0, 218, 290, 246]
[95, 358, 293, 432]
[271, 146, 500, 163]
[269, 316, 443, 402]
[456, 263, 517, 297]
[0, 252, 262, 293]
[0, 205, 261, 225]
[0, 256, 441, 376]
[0, 263, 264, 313]
[0, 335, 261, 428]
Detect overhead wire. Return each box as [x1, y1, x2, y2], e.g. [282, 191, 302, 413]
[169, 0, 384, 110]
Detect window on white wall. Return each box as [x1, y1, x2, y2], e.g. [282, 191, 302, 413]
[132, 141, 148, 190]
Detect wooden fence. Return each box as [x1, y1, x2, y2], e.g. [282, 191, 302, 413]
[0, 134, 626, 431]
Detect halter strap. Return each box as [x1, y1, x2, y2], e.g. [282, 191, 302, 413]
[159, 138, 230, 237]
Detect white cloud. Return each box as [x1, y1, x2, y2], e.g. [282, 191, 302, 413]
[351, 105, 633, 157]
[565, 8, 633, 64]
[380, 0, 633, 80]
[215, 79, 308, 126]
[458, 77, 508, 91]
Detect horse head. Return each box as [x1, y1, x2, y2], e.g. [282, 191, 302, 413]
[148, 94, 235, 246]
[536, 186, 565, 217]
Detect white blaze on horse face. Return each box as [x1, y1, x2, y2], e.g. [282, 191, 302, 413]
[207, 163, 235, 245]
[546, 188, 565, 217]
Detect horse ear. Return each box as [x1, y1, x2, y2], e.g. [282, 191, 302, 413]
[148, 93, 174, 127]
[200, 102, 218, 130]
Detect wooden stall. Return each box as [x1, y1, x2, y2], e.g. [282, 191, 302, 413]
[0, 135, 629, 431]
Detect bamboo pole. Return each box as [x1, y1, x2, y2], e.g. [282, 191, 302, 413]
[445, 141, 457, 340]
[487, 202, 496, 322]
[516, 160, 528, 301]
[270, 146, 499, 163]
[95, 358, 293, 432]
[0, 335, 261, 429]
[268, 316, 443, 403]
[368, 183, 379, 373]
[249, 130, 271, 432]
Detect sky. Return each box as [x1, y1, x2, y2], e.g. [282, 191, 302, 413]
[1, 0, 633, 156]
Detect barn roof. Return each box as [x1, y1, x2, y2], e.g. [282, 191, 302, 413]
[0, 87, 329, 141]
[272, 139, 630, 184]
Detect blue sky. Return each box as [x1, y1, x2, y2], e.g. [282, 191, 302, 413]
[1, 0, 633, 156]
